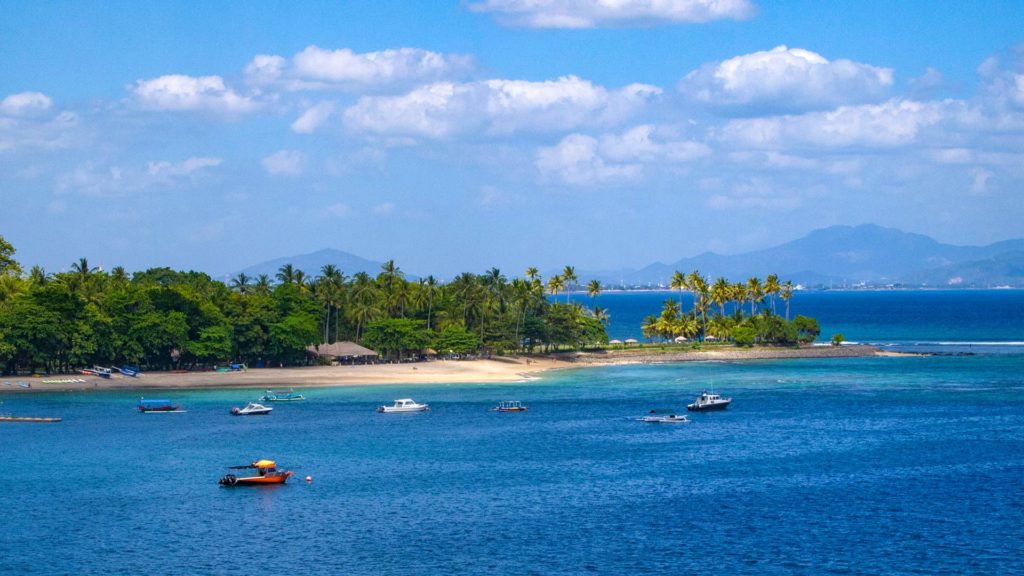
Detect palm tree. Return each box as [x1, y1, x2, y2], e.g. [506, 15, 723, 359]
[670, 270, 687, 311]
[546, 275, 564, 302]
[765, 274, 780, 315]
[732, 282, 746, 317]
[561, 265, 577, 305]
[254, 274, 272, 296]
[276, 263, 297, 285]
[424, 275, 439, 330]
[592, 305, 610, 325]
[587, 279, 602, 309]
[28, 265, 49, 287]
[641, 315, 659, 342]
[747, 277, 764, 316]
[711, 277, 730, 317]
[230, 273, 251, 294]
[525, 266, 539, 282]
[781, 280, 794, 321]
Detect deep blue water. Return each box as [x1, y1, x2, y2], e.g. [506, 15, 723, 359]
[3, 291, 1024, 575]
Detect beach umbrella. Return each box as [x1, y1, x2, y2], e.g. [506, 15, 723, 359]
[674, 336, 689, 343]
[609, 339, 623, 345]
[624, 338, 638, 344]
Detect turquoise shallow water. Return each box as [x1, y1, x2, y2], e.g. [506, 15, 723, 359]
[2, 291, 1024, 575]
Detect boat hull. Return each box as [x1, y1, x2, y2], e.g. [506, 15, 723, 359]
[687, 401, 731, 412]
[378, 406, 429, 413]
[219, 471, 292, 486]
[0, 416, 62, 423]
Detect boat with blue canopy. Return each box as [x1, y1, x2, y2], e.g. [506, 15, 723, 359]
[260, 388, 305, 402]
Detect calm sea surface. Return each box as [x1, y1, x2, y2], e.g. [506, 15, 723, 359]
[2, 291, 1023, 575]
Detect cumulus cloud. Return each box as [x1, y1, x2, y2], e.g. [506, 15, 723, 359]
[147, 157, 222, 177]
[0, 91, 80, 153]
[343, 76, 660, 139]
[537, 124, 708, 185]
[261, 150, 306, 176]
[978, 50, 1024, 110]
[129, 75, 258, 113]
[680, 46, 893, 115]
[718, 99, 958, 149]
[372, 202, 396, 216]
[0, 92, 53, 116]
[469, 0, 755, 28]
[245, 46, 473, 92]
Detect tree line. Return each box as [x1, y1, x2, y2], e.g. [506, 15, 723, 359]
[641, 270, 819, 346]
[0, 236, 608, 374]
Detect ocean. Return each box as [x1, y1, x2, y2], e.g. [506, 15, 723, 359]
[2, 291, 1022, 575]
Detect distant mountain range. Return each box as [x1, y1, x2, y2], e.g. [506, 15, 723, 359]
[234, 249, 390, 280]
[234, 225, 1024, 288]
[588, 224, 1024, 288]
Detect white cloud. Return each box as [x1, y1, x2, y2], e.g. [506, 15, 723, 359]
[129, 75, 258, 113]
[537, 133, 642, 185]
[680, 46, 893, 114]
[245, 46, 473, 92]
[469, 0, 755, 28]
[291, 101, 336, 133]
[0, 110, 79, 152]
[56, 157, 221, 197]
[372, 202, 396, 215]
[719, 99, 957, 149]
[537, 124, 709, 185]
[0, 92, 53, 116]
[261, 150, 306, 176]
[343, 76, 660, 139]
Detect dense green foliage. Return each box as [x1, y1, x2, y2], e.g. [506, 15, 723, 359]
[0, 235, 608, 374]
[642, 270, 819, 346]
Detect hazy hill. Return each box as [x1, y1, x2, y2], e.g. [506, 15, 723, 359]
[234, 249, 391, 280]
[600, 224, 1024, 287]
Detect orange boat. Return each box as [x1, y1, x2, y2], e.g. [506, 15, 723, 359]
[219, 459, 293, 486]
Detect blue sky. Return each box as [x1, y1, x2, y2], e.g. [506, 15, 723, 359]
[2, 0, 1023, 278]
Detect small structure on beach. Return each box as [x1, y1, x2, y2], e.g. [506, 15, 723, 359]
[306, 341, 379, 365]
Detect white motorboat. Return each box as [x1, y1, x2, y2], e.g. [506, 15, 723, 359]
[377, 398, 429, 413]
[687, 390, 732, 412]
[231, 402, 273, 416]
[638, 414, 690, 423]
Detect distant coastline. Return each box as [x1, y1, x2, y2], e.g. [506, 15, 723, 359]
[2, 345, 885, 394]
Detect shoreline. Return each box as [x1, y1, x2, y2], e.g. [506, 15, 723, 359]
[1, 345, 884, 394]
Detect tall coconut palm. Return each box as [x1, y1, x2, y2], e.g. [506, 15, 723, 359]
[781, 280, 794, 321]
[276, 263, 297, 286]
[525, 266, 539, 282]
[254, 274, 272, 296]
[747, 277, 764, 316]
[732, 282, 746, 317]
[670, 270, 687, 311]
[546, 275, 564, 302]
[561, 265, 577, 305]
[765, 273, 780, 315]
[587, 279, 602, 309]
[230, 273, 251, 294]
[711, 277, 731, 317]
[641, 315, 659, 342]
[28, 265, 49, 287]
[424, 275, 439, 330]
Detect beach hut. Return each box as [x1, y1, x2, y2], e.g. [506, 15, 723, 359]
[624, 338, 638, 346]
[306, 341, 379, 365]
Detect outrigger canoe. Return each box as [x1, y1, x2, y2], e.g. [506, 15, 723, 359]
[219, 459, 292, 486]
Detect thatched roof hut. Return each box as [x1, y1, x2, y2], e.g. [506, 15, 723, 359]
[306, 341, 379, 358]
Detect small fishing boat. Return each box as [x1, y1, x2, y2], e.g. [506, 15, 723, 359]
[687, 390, 732, 412]
[260, 388, 305, 402]
[138, 398, 185, 413]
[377, 398, 429, 413]
[93, 366, 113, 379]
[230, 402, 272, 416]
[638, 414, 690, 423]
[218, 459, 292, 486]
[490, 400, 528, 412]
[118, 366, 141, 377]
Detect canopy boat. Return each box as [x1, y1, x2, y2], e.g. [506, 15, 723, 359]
[260, 388, 305, 402]
[377, 398, 429, 413]
[687, 390, 732, 412]
[491, 400, 528, 412]
[231, 402, 272, 416]
[138, 398, 184, 413]
[219, 459, 292, 486]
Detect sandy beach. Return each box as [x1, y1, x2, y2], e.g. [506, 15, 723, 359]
[1, 345, 885, 394]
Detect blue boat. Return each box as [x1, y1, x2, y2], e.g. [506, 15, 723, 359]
[138, 398, 184, 413]
[260, 388, 305, 402]
[118, 365, 140, 377]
